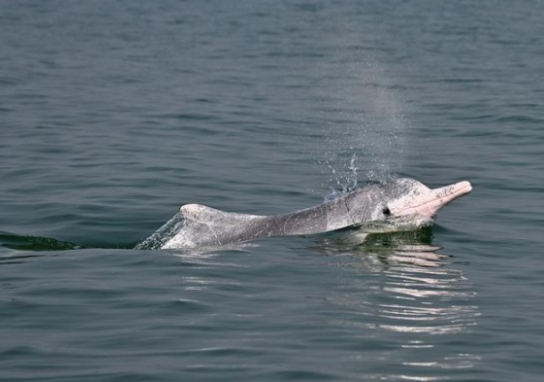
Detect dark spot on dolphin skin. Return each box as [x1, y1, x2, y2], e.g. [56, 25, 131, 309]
[382, 207, 391, 216]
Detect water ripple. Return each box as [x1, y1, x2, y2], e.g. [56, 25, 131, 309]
[318, 232, 480, 376]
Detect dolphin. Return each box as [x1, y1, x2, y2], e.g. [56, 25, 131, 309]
[156, 178, 472, 249]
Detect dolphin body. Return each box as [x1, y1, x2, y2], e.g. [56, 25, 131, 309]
[158, 178, 472, 249]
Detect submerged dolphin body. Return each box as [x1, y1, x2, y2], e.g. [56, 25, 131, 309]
[158, 178, 472, 249]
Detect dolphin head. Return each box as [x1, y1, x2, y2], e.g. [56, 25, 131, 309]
[344, 178, 472, 233]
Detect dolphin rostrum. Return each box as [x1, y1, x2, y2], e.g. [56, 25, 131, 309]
[153, 178, 472, 249]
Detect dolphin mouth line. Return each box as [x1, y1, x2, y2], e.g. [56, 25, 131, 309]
[396, 181, 472, 217]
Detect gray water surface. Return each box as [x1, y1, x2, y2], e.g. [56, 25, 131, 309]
[1, 1, 544, 381]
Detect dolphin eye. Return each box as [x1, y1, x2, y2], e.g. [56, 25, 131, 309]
[382, 207, 391, 216]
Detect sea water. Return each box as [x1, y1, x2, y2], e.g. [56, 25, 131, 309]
[1, 1, 544, 381]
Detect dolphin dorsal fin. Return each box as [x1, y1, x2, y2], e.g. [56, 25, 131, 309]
[161, 204, 265, 249]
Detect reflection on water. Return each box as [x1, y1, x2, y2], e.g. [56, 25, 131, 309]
[315, 229, 480, 378]
[0, 231, 82, 251]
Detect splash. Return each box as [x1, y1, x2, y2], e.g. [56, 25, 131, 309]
[134, 211, 185, 250]
[321, 152, 359, 195]
[317, 60, 409, 191]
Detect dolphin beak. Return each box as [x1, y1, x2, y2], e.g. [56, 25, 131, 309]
[420, 181, 473, 218]
[391, 180, 472, 220]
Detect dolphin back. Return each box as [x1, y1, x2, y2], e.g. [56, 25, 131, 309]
[161, 195, 355, 249]
[161, 204, 268, 248]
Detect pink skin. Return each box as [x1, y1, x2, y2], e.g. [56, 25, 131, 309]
[156, 178, 472, 249]
[389, 181, 472, 224]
